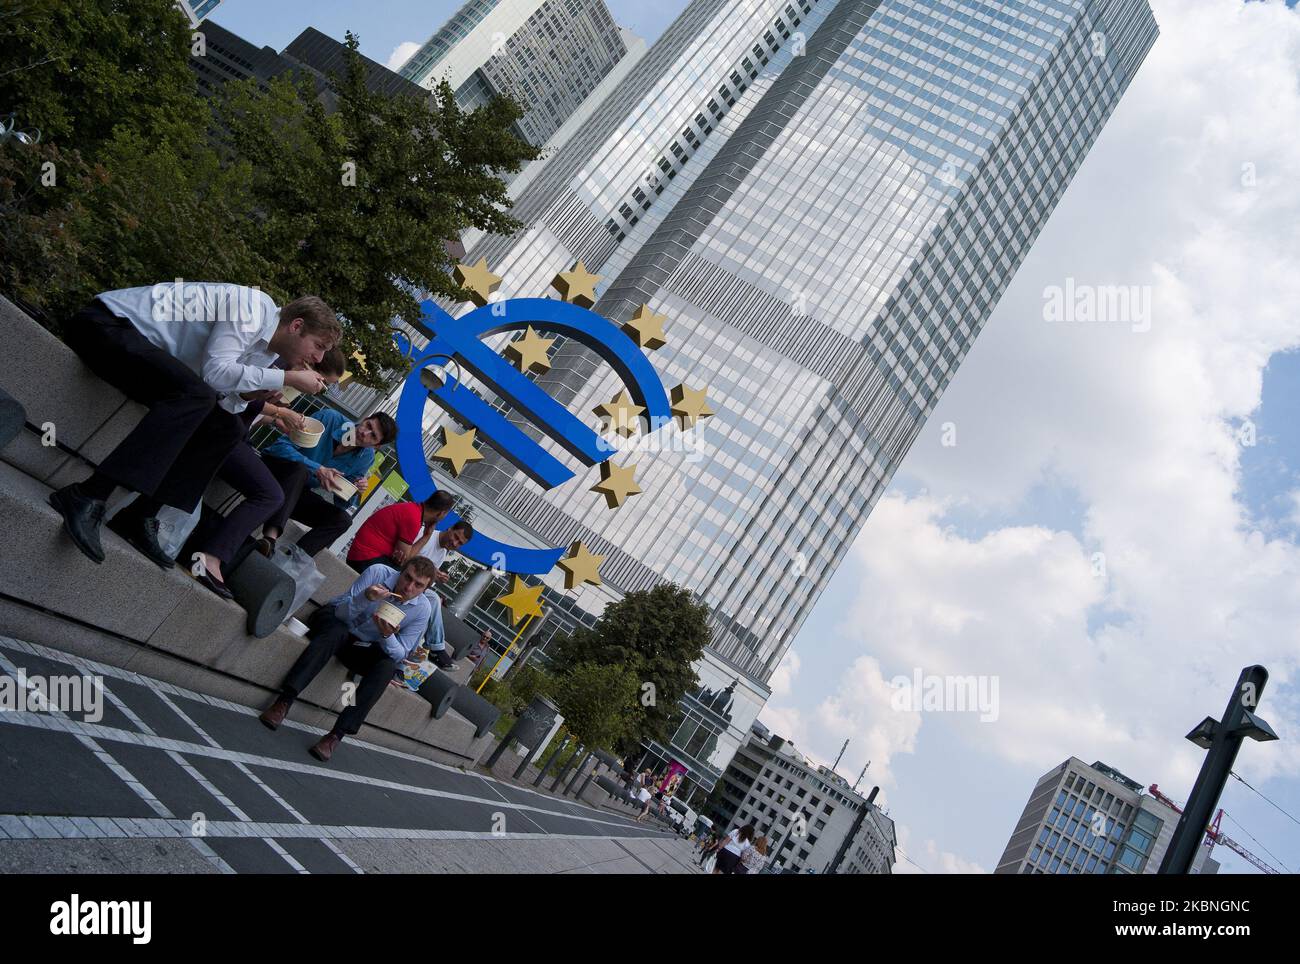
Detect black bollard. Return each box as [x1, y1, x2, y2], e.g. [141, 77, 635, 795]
[551, 743, 584, 791]
[563, 749, 593, 796]
[533, 734, 572, 787]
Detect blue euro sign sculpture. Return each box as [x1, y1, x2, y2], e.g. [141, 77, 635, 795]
[395, 297, 672, 574]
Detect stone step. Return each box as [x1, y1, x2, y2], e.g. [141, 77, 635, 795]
[0, 459, 492, 761]
[0, 295, 497, 764]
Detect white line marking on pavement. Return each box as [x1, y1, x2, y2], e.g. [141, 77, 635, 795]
[0, 813, 670, 845]
[0, 651, 235, 874]
[0, 711, 664, 836]
[148, 687, 363, 874]
[90, 673, 308, 874]
[0, 635, 652, 831]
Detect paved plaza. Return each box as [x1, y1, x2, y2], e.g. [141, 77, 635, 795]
[0, 635, 701, 874]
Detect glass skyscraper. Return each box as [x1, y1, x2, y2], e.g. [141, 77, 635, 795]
[398, 0, 1157, 796]
[397, 0, 631, 147]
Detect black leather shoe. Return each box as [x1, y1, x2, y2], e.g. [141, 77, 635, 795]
[48, 486, 107, 564]
[194, 569, 234, 600]
[110, 513, 174, 570]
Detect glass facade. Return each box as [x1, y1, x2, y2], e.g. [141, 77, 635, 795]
[398, 0, 628, 147]
[427, 0, 1158, 677]
[994, 760, 1224, 875]
[393, 0, 1157, 779]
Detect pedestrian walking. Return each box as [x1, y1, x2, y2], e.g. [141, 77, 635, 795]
[738, 835, 769, 875]
[712, 823, 755, 875]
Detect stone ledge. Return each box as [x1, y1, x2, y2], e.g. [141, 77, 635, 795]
[0, 293, 148, 486]
[0, 460, 486, 763]
[0, 293, 494, 764]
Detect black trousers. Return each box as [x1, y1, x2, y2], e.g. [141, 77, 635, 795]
[262, 455, 352, 557]
[197, 441, 285, 564]
[62, 302, 245, 510]
[280, 609, 397, 736]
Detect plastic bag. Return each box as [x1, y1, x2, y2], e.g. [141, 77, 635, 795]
[155, 503, 203, 560]
[266, 542, 326, 624]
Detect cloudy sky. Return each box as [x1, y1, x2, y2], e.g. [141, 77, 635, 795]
[213, 0, 1300, 873]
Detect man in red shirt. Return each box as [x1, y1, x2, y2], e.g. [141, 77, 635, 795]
[346, 491, 465, 572]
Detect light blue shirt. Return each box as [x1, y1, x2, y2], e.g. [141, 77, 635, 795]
[264, 408, 375, 508]
[330, 564, 431, 662]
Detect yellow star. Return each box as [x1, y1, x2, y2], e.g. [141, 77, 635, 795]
[453, 258, 502, 306]
[551, 260, 601, 307]
[338, 349, 367, 386]
[592, 390, 645, 437]
[495, 575, 544, 625]
[670, 383, 715, 428]
[621, 304, 668, 350]
[556, 541, 605, 590]
[502, 325, 554, 374]
[432, 425, 483, 476]
[590, 460, 641, 508]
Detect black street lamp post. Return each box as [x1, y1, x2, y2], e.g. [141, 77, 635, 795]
[1158, 664, 1278, 874]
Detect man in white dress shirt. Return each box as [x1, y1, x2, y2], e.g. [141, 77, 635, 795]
[48, 282, 340, 567]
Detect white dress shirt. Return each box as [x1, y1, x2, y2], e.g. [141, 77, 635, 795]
[97, 282, 285, 413]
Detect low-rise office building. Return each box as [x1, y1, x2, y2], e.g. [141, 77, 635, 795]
[996, 757, 1219, 875]
[715, 724, 895, 874]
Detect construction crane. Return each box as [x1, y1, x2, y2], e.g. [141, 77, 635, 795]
[1148, 784, 1281, 874]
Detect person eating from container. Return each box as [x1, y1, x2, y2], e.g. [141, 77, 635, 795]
[184, 349, 352, 598]
[416, 524, 479, 668]
[255, 401, 398, 559]
[48, 282, 338, 567]
[258, 556, 437, 762]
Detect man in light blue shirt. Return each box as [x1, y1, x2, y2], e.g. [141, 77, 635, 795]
[258, 557, 435, 762]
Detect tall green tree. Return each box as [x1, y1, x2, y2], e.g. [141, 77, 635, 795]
[550, 661, 640, 753]
[1, 1, 263, 327]
[216, 33, 540, 384]
[548, 584, 710, 754]
[0, 0, 203, 150]
[3, 4, 540, 382]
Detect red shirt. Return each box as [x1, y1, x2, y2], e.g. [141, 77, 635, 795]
[347, 502, 423, 562]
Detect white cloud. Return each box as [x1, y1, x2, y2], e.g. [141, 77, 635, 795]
[768, 648, 801, 699]
[386, 41, 421, 72]
[894, 823, 989, 875]
[778, 0, 1300, 870]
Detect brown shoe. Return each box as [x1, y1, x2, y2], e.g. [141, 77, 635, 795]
[309, 731, 343, 762]
[259, 697, 292, 730]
